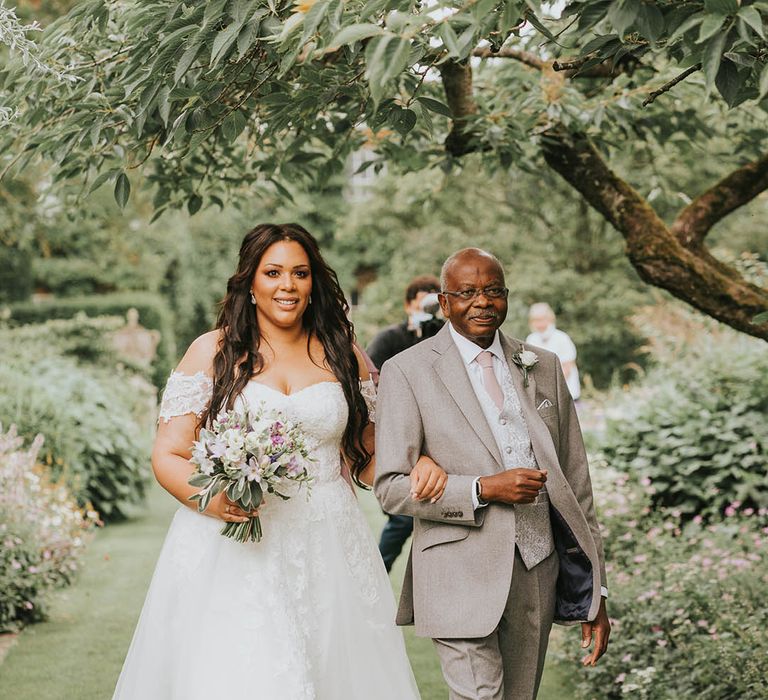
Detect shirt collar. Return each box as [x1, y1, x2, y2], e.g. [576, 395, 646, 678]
[448, 323, 504, 365]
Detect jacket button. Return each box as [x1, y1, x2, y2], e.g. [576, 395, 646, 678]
[458, 511, 463, 517]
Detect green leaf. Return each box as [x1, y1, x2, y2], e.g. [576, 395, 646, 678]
[738, 6, 766, 39]
[752, 311, 768, 324]
[187, 193, 203, 215]
[390, 107, 417, 135]
[301, 0, 330, 45]
[157, 86, 171, 127]
[114, 172, 130, 209]
[759, 62, 768, 99]
[525, 10, 558, 42]
[88, 168, 121, 194]
[211, 21, 245, 67]
[702, 32, 728, 91]
[704, 0, 739, 15]
[221, 110, 247, 142]
[635, 3, 665, 42]
[668, 13, 704, 41]
[715, 59, 740, 106]
[698, 14, 726, 42]
[416, 96, 453, 118]
[189, 473, 213, 488]
[175, 41, 202, 84]
[438, 23, 461, 57]
[607, 0, 640, 36]
[328, 23, 384, 48]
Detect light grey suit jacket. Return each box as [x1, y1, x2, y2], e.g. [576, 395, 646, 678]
[374, 324, 607, 639]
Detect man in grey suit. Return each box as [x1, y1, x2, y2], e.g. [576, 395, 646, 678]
[374, 248, 610, 700]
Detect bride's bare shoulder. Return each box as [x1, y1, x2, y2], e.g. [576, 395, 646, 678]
[175, 329, 224, 376]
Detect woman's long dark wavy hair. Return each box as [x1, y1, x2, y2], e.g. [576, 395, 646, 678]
[198, 223, 371, 485]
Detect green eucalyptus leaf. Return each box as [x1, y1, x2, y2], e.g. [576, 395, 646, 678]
[114, 172, 130, 209]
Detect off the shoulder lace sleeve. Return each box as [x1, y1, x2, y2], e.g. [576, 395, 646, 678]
[158, 371, 213, 423]
[360, 378, 376, 423]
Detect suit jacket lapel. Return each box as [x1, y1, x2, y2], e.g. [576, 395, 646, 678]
[432, 327, 503, 468]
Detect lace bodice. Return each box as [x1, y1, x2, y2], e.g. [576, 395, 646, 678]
[158, 372, 376, 483]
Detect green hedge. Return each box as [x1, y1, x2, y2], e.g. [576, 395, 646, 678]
[599, 337, 768, 520]
[0, 246, 34, 303]
[0, 360, 152, 522]
[8, 292, 176, 387]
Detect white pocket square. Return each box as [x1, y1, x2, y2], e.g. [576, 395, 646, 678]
[536, 399, 554, 411]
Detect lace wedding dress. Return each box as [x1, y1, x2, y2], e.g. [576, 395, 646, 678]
[112, 373, 420, 700]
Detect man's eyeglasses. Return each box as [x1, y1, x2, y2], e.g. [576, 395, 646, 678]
[440, 287, 509, 301]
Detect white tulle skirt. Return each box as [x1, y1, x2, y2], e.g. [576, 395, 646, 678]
[112, 479, 419, 699]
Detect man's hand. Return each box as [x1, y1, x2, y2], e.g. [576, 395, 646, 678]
[478, 468, 547, 504]
[580, 598, 610, 666]
[410, 455, 448, 503]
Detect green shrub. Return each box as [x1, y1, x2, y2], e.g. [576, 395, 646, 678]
[599, 337, 768, 520]
[0, 361, 153, 521]
[0, 246, 34, 303]
[0, 426, 97, 631]
[7, 292, 176, 387]
[32, 257, 114, 297]
[558, 466, 768, 699]
[0, 314, 134, 369]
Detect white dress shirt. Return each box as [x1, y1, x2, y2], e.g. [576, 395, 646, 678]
[448, 324, 507, 510]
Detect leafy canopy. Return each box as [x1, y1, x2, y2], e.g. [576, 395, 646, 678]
[2, 0, 768, 213]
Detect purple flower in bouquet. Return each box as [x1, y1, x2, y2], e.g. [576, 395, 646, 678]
[188, 405, 314, 543]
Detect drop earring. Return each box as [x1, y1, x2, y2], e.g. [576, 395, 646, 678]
[250, 291, 256, 305]
[308, 296, 312, 305]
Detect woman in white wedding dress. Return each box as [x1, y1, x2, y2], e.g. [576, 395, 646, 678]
[113, 223, 447, 700]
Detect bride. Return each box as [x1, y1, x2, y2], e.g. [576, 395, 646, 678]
[113, 223, 447, 699]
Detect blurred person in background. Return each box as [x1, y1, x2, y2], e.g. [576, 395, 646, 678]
[367, 274, 444, 572]
[526, 302, 580, 402]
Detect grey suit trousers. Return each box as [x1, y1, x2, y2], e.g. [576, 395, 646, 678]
[433, 548, 559, 700]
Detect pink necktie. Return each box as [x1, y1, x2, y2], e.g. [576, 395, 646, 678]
[477, 351, 504, 412]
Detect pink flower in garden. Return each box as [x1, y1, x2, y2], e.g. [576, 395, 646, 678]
[11, 560, 21, 570]
[23, 601, 33, 610]
[692, 515, 703, 525]
[697, 620, 709, 628]
[657, 639, 668, 647]
[701, 557, 713, 568]
[615, 673, 626, 684]
[633, 554, 648, 563]
[725, 505, 737, 517]
[640, 476, 652, 487]
[743, 507, 754, 517]
[621, 653, 632, 663]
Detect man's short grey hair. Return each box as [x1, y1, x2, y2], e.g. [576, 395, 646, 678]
[529, 302, 555, 319]
[440, 248, 504, 290]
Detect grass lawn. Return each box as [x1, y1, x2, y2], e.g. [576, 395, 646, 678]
[0, 483, 578, 699]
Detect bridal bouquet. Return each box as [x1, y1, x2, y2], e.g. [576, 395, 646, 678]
[188, 406, 313, 543]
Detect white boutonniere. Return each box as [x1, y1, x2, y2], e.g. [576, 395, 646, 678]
[511, 349, 538, 387]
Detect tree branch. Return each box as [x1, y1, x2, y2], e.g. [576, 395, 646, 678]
[473, 47, 639, 79]
[472, 46, 545, 69]
[642, 63, 701, 106]
[540, 127, 768, 340]
[439, 60, 479, 157]
[671, 152, 768, 248]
